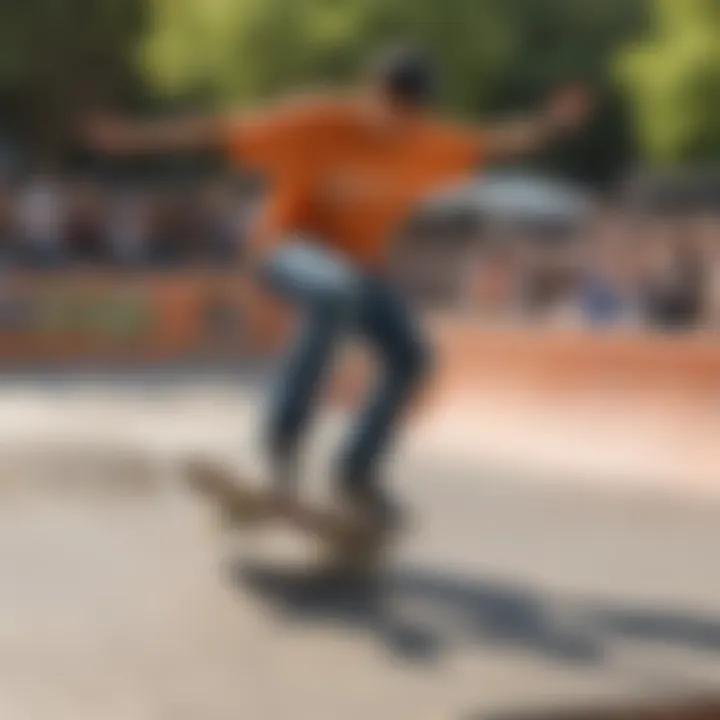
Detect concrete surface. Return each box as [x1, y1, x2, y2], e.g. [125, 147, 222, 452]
[1, 381, 719, 719]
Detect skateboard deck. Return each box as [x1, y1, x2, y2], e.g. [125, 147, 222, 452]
[185, 459, 391, 573]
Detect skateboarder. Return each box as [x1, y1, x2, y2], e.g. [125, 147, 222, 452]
[86, 45, 591, 529]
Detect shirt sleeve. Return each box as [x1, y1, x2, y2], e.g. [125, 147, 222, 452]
[223, 96, 333, 173]
[422, 120, 485, 179]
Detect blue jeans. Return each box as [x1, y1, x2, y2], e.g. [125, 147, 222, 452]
[262, 241, 431, 490]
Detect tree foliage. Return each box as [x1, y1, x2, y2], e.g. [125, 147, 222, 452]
[618, 0, 720, 164]
[142, 0, 642, 112]
[0, 0, 145, 161]
[141, 0, 646, 183]
[0, 0, 658, 176]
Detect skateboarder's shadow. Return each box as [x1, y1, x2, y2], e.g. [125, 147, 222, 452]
[230, 560, 720, 668]
[228, 560, 601, 664]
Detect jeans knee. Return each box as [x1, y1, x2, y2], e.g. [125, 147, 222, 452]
[401, 339, 433, 385]
[313, 280, 358, 323]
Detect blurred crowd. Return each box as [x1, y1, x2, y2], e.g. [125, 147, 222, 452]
[455, 212, 720, 332]
[1, 174, 719, 333]
[0, 174, 256, 269]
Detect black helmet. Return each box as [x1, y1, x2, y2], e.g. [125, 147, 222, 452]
[371, 43, 436, 108]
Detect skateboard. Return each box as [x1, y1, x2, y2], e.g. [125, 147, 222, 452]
[185, 458, 392, 575]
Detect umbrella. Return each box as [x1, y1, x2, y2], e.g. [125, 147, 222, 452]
[421, 172, 596, 230]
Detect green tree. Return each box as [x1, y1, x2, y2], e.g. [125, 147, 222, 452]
[141, 0, 646, 184]
[142, 0, 645, 112]
[0, 0, 650, 176]
[140, 0, 511, 110]
[0, 0, 145, 162]
[618, 0, 720, 164]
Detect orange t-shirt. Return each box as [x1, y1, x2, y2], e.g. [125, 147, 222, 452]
[225, 95, 483, 268]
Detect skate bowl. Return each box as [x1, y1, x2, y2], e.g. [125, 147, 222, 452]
[1, 290, 720, 718]
[3, 383, 720, 719]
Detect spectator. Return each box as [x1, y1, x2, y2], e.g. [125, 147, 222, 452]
[106, 188, 150, 268]
[707, 245, 720, 331]
[198, 182, 244, 266]
[15, 173, 65, 268]
[518, 239, 578, 323]
[0, 181, 15, 266]
[577, 217, 637, 328]
[146, 190, 179, 267]
[463, 234, 523, 321]
[696, 215, 720, 330]
[640, 221, 705, 331]
[65, 179, 106, 264]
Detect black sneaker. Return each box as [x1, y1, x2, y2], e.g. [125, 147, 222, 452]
[337, 481, 405, 534]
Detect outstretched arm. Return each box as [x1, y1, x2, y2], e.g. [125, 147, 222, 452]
[482, 85, 592, 163]
[82, 113, 228, 155]
[82, 97, 321, 168]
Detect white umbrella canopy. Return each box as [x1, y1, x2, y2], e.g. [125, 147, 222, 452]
[420, 172, 596, 229]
